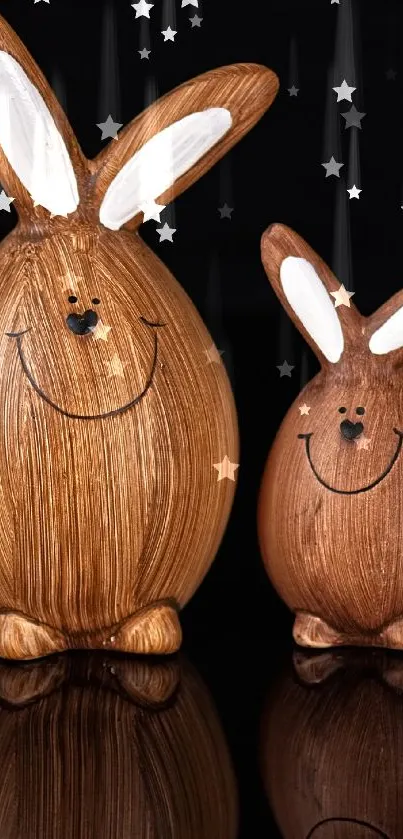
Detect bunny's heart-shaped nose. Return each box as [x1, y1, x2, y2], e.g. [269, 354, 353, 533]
[340, 419, 364, 441]
[66, 310, 98, 335]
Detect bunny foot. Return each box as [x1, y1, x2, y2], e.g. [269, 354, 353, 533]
[379, 615, 403, 650]
[0, 611, 68, 660]
[293, 612, 346, 648]
[102, 601, 182, 655]
[293, 649, 346, 684]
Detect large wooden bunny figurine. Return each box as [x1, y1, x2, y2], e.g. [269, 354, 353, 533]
[0, 13, 279, 659]
[258, 223, 403, 651]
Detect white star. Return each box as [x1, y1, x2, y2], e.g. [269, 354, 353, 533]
[204, 344, 224, 364]
[0, 190, 15, 212]
[355, 435, 371, 451]
[90, 320, 112, 342]
[138, 47, 151, 59]
[347, 185, 362, 199]
[34, 0, 50, 3]
[330, 284, 355, 308]
[105, 354, 129, 379]
[96, 115, 123, 140]
[331, 0, 340, 4]
[298, 403, 311, 415]
[131, 0, 154, 18]
[181, 0, 198, 6]
[321, 156, 344, 178]
[156, 222, 176, 242]
[332, 79, 356, 102]
[161, 26, 177, 41]
[213, 455, 239, 482]
[139, 200, 166, 222]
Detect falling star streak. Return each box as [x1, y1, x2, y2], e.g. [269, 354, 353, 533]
[205, 251, 234, 385]
[287, 35, 299, 95]
[347, 128, 361, 195]
[332, 178, 354, 292]
[98, 1, 121, 128]
[51, 67, 68, 113]
[162, 0, 177, 33]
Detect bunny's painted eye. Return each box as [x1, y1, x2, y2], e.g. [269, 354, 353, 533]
[356, 406, 365, 415]
[68, 295, 78, 304]
[92, 298, 101, 305]
[338, 407, 347, 414]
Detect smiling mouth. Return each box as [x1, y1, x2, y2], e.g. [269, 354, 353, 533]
[6, 326, 159, 420]
[298, 429, 403, 495]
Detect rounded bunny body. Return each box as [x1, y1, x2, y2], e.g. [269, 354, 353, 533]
[259, 372, 403, 635]
[0, 225, 237, 637]
[259, 223, 403, 649]
[0, 13, 279, 656]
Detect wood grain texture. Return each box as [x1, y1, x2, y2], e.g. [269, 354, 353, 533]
[0, 12, 279, 658]
[258, 223, 403, 649]
[0, 653, 238, 838]
[261, 650, 403, 838]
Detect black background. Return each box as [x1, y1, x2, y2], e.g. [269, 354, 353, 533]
[0, 0, 402, 834]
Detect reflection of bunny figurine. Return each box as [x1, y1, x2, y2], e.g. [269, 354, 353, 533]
[258, 223, 403, 651]
[0, 14, 279, 659]
[0, 653, 238, 838]
[261, 650, 403, 838]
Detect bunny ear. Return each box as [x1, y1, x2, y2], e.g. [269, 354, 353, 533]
[94, 63, 279, 231]
[261, 223, 363, 366]
[0, 13, 87, 219]
[368, 291, 403, 356]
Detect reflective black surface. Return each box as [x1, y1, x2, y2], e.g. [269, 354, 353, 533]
[3, 636, 403, 836]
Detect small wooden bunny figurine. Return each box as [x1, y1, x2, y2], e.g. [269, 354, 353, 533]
[0, 13, 279, 659]
[261, 650, 403, 838]
[258, 223, 403, 651]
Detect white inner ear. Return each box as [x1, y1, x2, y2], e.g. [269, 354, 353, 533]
[99, 107, 232, 230]
[369, 306, 403, 354]
[280, 256, 344, 363]
[0, 51, 79, 215]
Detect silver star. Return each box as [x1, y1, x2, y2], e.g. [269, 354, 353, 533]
[347, 184, 362, 199]
[287, 85, 299, 96]
[321, 155, 344, 178]
[190, 14, 203, 26]
[277, 360, 295, 377]
[341, 104, 366, 129]
[332, 79, 356, 102]
[331, 0, 340, 4]
[182, 0, 199, 6]
[96, 115, 123, 140]
[218, 203, 234, 219]
[0, 190, 15, 212]
[156, 222, 176, 242]
[138, 47, 151, 59]
[162, 26, 177, 41]
[131, 0, 154, 18]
